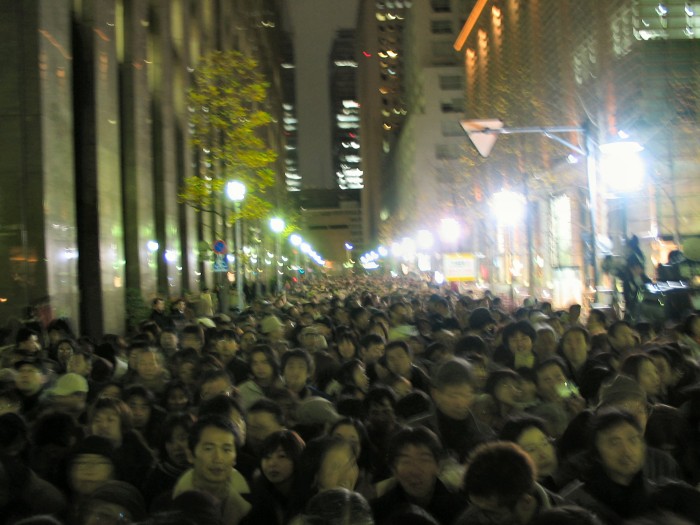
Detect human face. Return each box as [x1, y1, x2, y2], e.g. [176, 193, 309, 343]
[154, 299, 165, 313]
[68, 354, 90, 376]
[562, 331, 588, 369]
[160, 332, 178, 353]
[57, 342, 74, 365]
[165, 425, 190, 467]
[91, 409, 123, 447]
[368, 399, 396, 430]
[332, 424, 362, 457]
[189, 426, 237, 484]
[610, 325, 638, 353]
[595, 422, 645, 485]
[216, 337, 239, 363]
[200, 377, 233, 401]
[14, 364, 46, 395]
[178, 362, 197, 385]
[361, 343, 385, 365]
[181, 334, 203, 353]
[386, 347, 412, 378]
[167, 388, 189, 412]
[261, 446, 295, 485]
[517, 427, 557, 479]
[508, 332, 533, 355]
[247, 411, 283, 451]
[494, 378, 522, 407]
[240, 332, 258, 353]
[283, 357, 309, 392]
[536, 364, 568, 402]
[636, 360, 662, 397]
[651, 355, 674, 389]
[99, 384, 122, 400]
[471, 364, 488, 391]
[432, 383, 475, 420]
[316, 444, 358, 491]
[393, 444, 438, 500]
[126, 395, 151, 429]
[337, 339, 356, 360]
[70, 453, 114, 496]
[533, 330, 557, 359]
[136, 352, 161, 381]
[250, 352, 274, 383]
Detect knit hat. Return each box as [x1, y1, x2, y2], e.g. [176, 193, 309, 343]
[597, 375, 646, 407]
[469, 308, 496, 331]
[48, 373, 89, 396]
[260, 314, 284, 334]
[295, 397, 342, 426]
[88, 480, 146, 522]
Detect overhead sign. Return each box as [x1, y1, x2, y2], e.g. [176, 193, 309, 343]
[213, 239, 227, 254]
[443, 253, 477, 282]
[460, 119, 504, 158]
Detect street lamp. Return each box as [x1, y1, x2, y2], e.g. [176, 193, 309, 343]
[226, 180, 246, 309]
[270, 217, 285, 294]
[492, 190, 526, 301]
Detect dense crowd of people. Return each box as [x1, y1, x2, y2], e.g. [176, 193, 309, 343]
[2, 274, 700, 525]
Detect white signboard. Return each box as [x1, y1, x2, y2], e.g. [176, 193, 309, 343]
[443, 253, 477, 282]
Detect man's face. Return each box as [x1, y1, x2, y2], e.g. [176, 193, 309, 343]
[216, 337, 239, 363]
[536, 364, 568, 403]
[70, 453, 114, 496]
[181, 334, 203, 352]
[67, 354, 91, 377]
[283, 358, 309, 392]
[517, 427, 557, 479]
[368, 398, 395, 430]
[91, 409, 122, 446]
[385, 347, 411, 378]
[126, 395, 151, 429]
[507, 332, 532, 355]
[188, 426, 237, 485]
[595, 422, 645, 485]
[154, 300, 165, 313]
[432, 383, 475, 420]
[246, 411, 283, 451]
[361, 343, 384, 365]
[160, 332, 178, 352]
[14, 364, 46, 395]
[136, 352, 161, 380]
[393, 444, 438, 500]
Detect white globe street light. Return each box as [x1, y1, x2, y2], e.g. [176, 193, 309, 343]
[226, 180, 246, 309]
[491, 190, 526, 226]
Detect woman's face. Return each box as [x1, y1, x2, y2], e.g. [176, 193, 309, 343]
[508, 332, 533, 355]
[251, 352, 274, 382]
[494, 378, 522, 407]
[57, 342, 74, 365]
[167, 387, 189, 412]
[637, 360, 662, 397]
[316, 443, 359, 491]
[562, 331, 588, 368]
[332, 424, 362, 457]
[261, 446, 295, 485]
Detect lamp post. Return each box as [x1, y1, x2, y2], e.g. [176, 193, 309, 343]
[270, 217, 285, 294]
[226, 180, 246, 310]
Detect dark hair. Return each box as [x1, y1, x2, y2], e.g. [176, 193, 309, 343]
[15, 327, 39, 345]
[502, 321, 537, 350]
[259, 429, 306, 473]
[335, 359, 364, 387]
[123, 384, 156, 405]
[619, 353, 655, 383]
[387, 427, 442, 466]
[249, 344, 280, 376]
[534, 356, 570, 381]
[158, 413, 196, 458]
[188, 415, 239, 452]
[248, 398, 285, 426]
[198, 394, 244, 420]
[89, 397, 133, 433]
[484, 369, 521, 398]
[302, 488, 373, 525]
[607, 320, 632, 339]
[385, 340, 411, 357]
[329, 418, 372, 470]
[359, 333, 385, 348]
[588, 309, 608, 326]
[432, 358, 474, 390]
[161, 380, 192, 411]
[363, 385, 397, 411]
[281, 348, 314, 373]
[589, 408, 643, 457]
[559, 326, 591, 352]
[499, 415, 549, 443]
[464, 441, 535, 508]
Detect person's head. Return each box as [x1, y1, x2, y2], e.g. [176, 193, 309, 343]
[89, 397, 133, 447]
[469, 307, 497, 334]
[485, 369, 523, 409]
[181, 324, 205, 353]
[162, 380, 192, 413]
[431, 358, 476, 420]
[16, 328, 41, 353]
[135, 349, 163, 381]
[559, 326, 590, 370]
[174, 348, 201, 386]
[123, 385, 155, 430]
[534, 357, 571, 403]
[589, 408, 645, 486]
[198, 394, 246, 445]
[301, 487, 374, 525]
[335, 331, 359, 360]
[198, 369, 234, 402]
[329, 418, 370, 469]
[384, 340, 413, 378]
[597, 374, 650, 430]
[647, 347, 682, 390]
[81, 480, 146, 525]
[463, 442, 536, 523]
[249, 345, 280, 384]
[586, 309, 608, 334]
[13, 358, 47, 396]
[300, 435, 359, 492]
[502, 321, 537, 356]
[152, 297, 165, 313]
[363, 386, 397, 431]
[533, 325, 558, 359]
[335, 359, 370, 393]
[259, 429, 305, 486]
[68, 436, 116, 496]
[500, 416, 557, 480]
[47, 372, 89, 415]
[67, 350, 92, 377]
[282, 349, 313, 393]
[388, 427, 442, 501]
[159, 329, 179, 354]
[56, 338, 78, 367]
[359, 333, 385, 365]
[213, 328, 239, 363]
[187, 415, 239, 485]
[159, 413, 196, 467]
[620, 353, 662, 398]
[246, 398, 285, 452]
[607, 320, 638, 354]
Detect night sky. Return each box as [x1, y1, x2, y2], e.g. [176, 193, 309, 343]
[286, 0, 360, 189]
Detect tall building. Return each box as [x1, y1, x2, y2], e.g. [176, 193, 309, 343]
[280, 31, 301, 192]
[0, 0, 287, 336]
[453, 0, 700, 303]
[330, 29, 363, 190]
